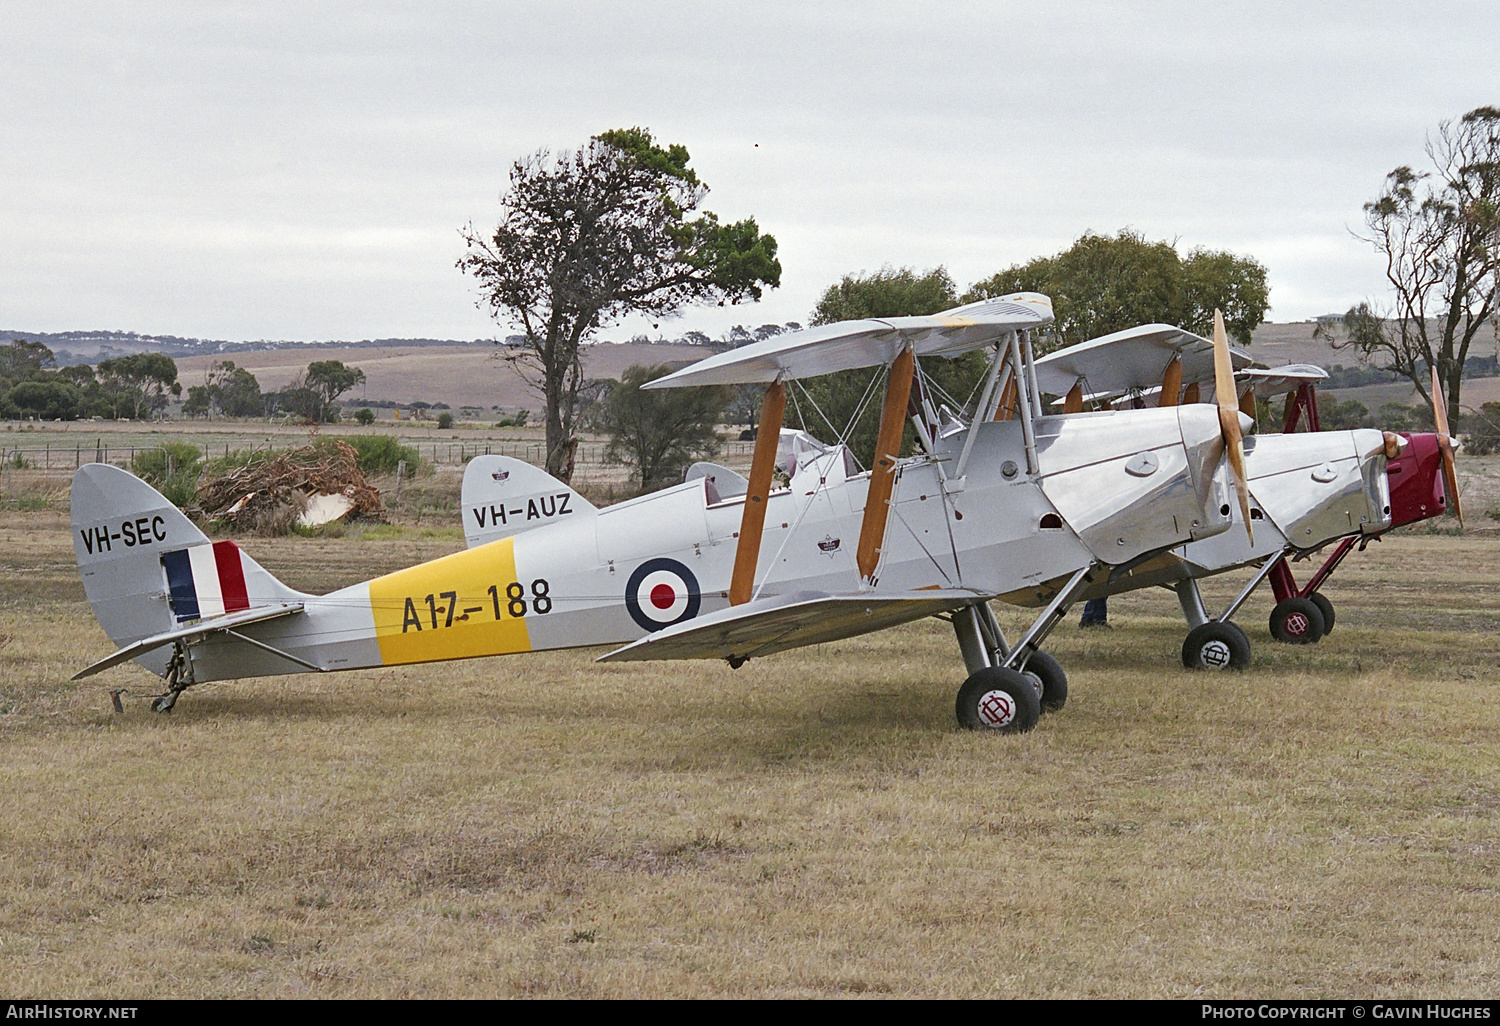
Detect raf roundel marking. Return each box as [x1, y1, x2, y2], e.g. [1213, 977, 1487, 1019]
[625, 558, 702, 633]
[977, 689, 1016, 727]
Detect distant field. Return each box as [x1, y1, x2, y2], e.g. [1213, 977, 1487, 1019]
[0, 511, 1497, 997]
[174, 341, 716, 414]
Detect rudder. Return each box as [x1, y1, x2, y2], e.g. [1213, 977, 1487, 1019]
[71, 464, 302, 672]
[461, 455, 597, 548]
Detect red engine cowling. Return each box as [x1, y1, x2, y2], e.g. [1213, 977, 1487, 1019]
[1386, 432, 1448, 527]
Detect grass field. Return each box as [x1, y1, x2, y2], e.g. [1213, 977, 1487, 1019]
[1, 506, 1497, 998]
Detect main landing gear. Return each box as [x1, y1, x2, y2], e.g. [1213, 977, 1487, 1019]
[1174, 556, 1285, 671]
[1181, 620, 1252, 670]
[948, 566, 1090, 732]
[1174, 546, 1342, 668]
[1267, 547, 1345, 644]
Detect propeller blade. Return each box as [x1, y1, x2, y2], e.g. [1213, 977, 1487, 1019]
[1214, 311, 1254, 544]
[1213, 311, 1238, 411]
[1429, 366, 1463, 527]
[1430, 365, 1451, 438]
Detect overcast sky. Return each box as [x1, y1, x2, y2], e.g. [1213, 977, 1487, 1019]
[3, 1, 1498, 343]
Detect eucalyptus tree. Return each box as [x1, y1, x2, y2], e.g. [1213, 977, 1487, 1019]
[460, 128, 780, 481]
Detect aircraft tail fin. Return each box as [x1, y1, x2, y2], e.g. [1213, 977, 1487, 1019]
[461, 455, 598, 548]
[71, 464, 304, 674]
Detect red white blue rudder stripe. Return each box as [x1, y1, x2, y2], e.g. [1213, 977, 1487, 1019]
[161, 541, 253, 623]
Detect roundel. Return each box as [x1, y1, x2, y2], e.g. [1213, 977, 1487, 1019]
[625, 558, 702, 633]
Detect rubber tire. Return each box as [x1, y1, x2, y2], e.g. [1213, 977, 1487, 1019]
[956, 667, 1041, 733]
[1269, 597, 1326, 645]
[1309, 592, 1335, 635]
[1181, 620, 1252, 671]
[1020, 650, 1068, 714]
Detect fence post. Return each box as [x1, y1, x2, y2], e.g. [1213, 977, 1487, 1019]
[395, 460, 406, 501]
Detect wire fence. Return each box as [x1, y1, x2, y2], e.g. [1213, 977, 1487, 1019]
[415, 439, 756, 467]
[3, 443, 169, 472]
[0, 438, 761, 500]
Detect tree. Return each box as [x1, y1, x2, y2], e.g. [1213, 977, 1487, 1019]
[1337, 107, 1500, 426]
[0, 339, 56, 384]
[304, 360, 366, 421]
[182, 360, 263, 419]
[96, 353, 180, 419]
[459, 127, 780, 482]
[964, 230, 1269, 349]
[813, 266, 957, 324]
[354, 407, 376, 426]
[270, 372, 326, 422]
[601, 364, 727, 493]
[7, 379, 82, 420]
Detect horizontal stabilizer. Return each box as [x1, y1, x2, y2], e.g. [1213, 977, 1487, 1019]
[72, 602, 305, 680]
[644, 294, 1053, 388]
[598, 588, 986, 664]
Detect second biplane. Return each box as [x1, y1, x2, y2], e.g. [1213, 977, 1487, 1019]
[1027, 323, 1459, 668]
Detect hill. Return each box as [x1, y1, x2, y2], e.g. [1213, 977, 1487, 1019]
[174, 341, 718, 413]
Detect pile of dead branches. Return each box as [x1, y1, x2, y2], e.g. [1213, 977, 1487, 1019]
[195, 440, 384, 533]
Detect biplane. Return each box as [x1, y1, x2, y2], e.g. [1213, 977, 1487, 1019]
[75, 295, 1280, 733]
[1028, 324, 1459, 668]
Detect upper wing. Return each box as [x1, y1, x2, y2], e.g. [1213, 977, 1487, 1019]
[597, 588, 986, 664]
[644, 294, 1053, 389]
[1032, 323, 1252, 400]
[1237, 364, 1329, 397]
[72, 602, 306, 680]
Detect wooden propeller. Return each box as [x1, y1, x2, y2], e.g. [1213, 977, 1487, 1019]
[1430, 365, 1464, 527]
[1213, 310, 1253, 544]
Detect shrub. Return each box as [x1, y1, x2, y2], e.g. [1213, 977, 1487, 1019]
[326, 435, 422, 476]
[131, 442, 204, 508]
[354, 408, 376, 426]
[436, 411, 454, 430]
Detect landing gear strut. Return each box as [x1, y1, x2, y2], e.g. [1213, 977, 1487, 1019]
[949, 565, 1091, 730]
[1267, 546, 1349, 644]
[1173, 551, 1289, 670]
[151, 642, 196, 713]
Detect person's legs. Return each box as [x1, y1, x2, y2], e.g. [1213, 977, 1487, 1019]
[1079, 596, 1109, 627]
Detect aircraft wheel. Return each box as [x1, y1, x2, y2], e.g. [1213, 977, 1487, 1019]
[1269, 597, 1326, 645]
[956, 667, 1041, 733]
[1309, 593, 1335, 635]
[1181, 621, 1251, 671]
[1020, 650, 1068, 714]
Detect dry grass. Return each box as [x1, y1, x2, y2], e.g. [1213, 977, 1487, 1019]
[1, 514, 1497, 998]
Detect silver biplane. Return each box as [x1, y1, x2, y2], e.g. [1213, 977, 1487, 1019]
[74, 295, 1287, 733]
[1025, 323, 1458, 669]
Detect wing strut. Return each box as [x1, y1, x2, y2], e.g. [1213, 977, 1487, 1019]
[729, 379, 787, 606]
[856, 347, 916, 580]
[1159, 356, 1182, 407]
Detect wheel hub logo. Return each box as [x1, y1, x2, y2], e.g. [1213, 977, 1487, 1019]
[1202, 640, 1232, 668]
[978, 690, 1016, 726]
[1286, 613, 1309, 635]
